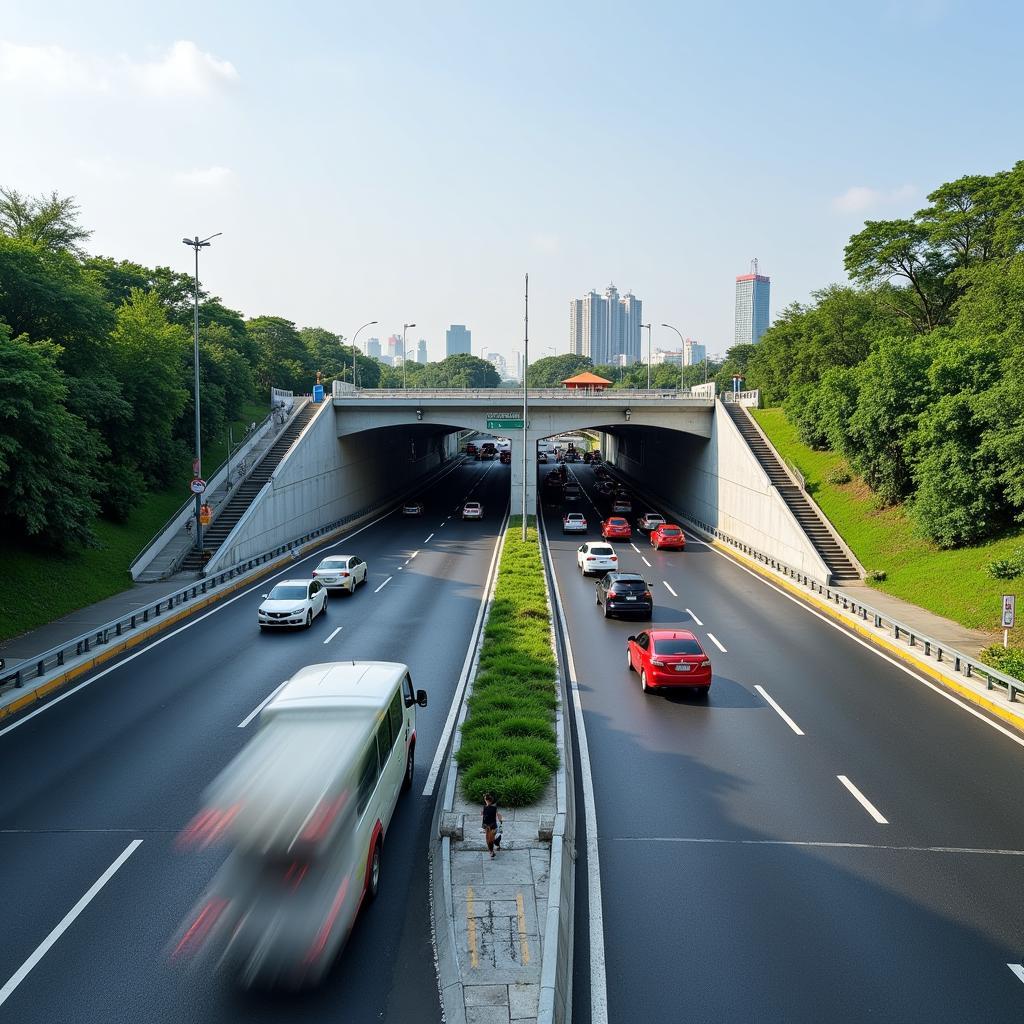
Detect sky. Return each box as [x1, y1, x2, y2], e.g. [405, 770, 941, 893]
[3, 0, 1022, 365]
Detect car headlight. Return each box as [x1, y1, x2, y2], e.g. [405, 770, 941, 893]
[290, 608, 304, 614]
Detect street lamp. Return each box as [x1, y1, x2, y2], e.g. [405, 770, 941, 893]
[402, 323, 416, 389]
[181, 232, 222, 554]
[351, 320, 378, 388]
[661, 323, 694, 389]
[641, 323, 652, 388]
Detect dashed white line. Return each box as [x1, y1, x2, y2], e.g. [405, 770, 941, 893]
[630, 543, 641, 554]
[409, 549, 420, 559]
[323, 626, 342, 645]
[641, 556, 651, 567]
[837, 775, 889, 824]
[686, 608, 704, 626]
[0, 839, 143, 1008]
[662, 581, 678, 598]
[424, 533, 434, 544]
[706, 632, 727, 652]
[1009, 963, 1024, 985]
[754, 685, 805, 736]
[238, 680, 288, 728]
[374, 576, 393, 593]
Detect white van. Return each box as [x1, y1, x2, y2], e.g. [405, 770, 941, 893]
[172, 662, 428, 988]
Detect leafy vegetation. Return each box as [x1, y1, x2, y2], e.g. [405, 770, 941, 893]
[457, 518, 559, 807]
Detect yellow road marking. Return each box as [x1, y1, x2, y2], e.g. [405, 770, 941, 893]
[467, 886, 479, 969]
[516, 890, 530, 965]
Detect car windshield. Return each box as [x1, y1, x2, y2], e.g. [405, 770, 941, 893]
[609, 518, 627, 526]
[660, 528, 681, 536]
[653, 638, 704, 655]
[268, 585, 307, 600]
[465, 503, 480, 509]
[646, 515, 664, 522]
[319, 558, 348, 568]
[591, 546, 614, 556]
[613, 578, 646, 590]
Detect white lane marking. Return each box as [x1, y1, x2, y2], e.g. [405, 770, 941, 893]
[238, 680, 288, 728]
[641, 557, 652, 567]
[1009, 964, 1024, 985]
[754, 685, 805, 736]
[409, 549, 420, 559]
[706, 632, 727, 653]
[608, 837, 1024, 855]
[374, 576, 393, 593]
[422, 508, 510, 797]
[424, 533, 434, 544]
[694, 537, 1024, 753]
[630, 543, 641, 554]
[662, 581, 678, 598]
[540, 515, 608, 1024]
[686, 608, 704, 626]
[837, 775, 889, 824]
[323, 626, 343, 645]
[0, 840, 142, 1009]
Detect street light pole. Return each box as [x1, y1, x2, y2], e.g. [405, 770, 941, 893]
[661, 323, 686, 390]
[351, 320, 378, 388]
[181, 232, 221, 554]
[522, 273, 529, 542]
[402, 323, 416, 389]
[641, 323, 652, 389]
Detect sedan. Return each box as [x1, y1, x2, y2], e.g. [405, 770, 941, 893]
[562, 513, 588, 534]
[462, 501, 484, 520]
[650, 524, 686, 550]
[258, 579, 327, 630]
[611, 496, 633, 514]
[601, 517, 632, 540]
[577, 542, 618, 575]
[626, 629, 712, 696]
[638, 513, 666, 532]
[402, 500, 425, 516]
[312, 554, 368, 593]
[596, 572, 653, 620]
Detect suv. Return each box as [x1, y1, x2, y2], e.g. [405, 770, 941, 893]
[595, 573, 653, 620]
[563, 483, 582, 502]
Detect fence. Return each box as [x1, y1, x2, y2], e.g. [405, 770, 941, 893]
[332, 383, 715, 401]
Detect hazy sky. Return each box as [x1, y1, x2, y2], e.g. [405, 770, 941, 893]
[3, 1, 1022, 363]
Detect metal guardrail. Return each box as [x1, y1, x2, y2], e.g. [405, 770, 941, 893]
[333, 384, 715, 401]
[722, 389, 761, 406]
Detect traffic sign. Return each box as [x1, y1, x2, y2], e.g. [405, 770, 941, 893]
[487, 419, 524, 430]
[1002, 594, 1016, 629]
[190, 478, 207, 495]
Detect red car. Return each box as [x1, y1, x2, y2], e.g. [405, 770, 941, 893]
[626, 629, 712, 696]
[601, 517, 632, 540]
[650, 524, 686, 550]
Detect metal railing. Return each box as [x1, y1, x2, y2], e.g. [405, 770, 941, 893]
[723, 388, 761, 406]
[332, 382, 715, 401]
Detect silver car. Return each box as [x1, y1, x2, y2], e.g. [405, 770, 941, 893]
[312, 555, 368, 594]
[462, 502, 484, 520]
[638, 513, 666, 532]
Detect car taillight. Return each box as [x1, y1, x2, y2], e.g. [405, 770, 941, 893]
[700, 659, 711, 668]
[611, 555, 617, 561]
[177, 803, 242, 849]
[172, 897, 229, 961]
[643, 591, 652, 600]
[607, 591, 618, 599]
[340, 571, 349, 577]
[587, 556, 596, 561]
[650, 659, 665, 667]
[299, 791, 349, 844]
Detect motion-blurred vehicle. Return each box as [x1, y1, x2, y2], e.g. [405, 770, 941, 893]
[650, 524, 686, 550]
[464, 442, 478, 456]
[595, 572, 653, 620]
[537, 451, 549, 464]
[480, 442, 497, 461]
[562, 512, 587, 534]
[600, 517, 632, 540]
[499, 450, 511, 464]
[596, 480, 615, 496]
[626, 630, 711, 696]
[611, 496, 633, 514]
[577, 542, 618, 575]
[172, 662, 428, 988]
[462, 501, 484, 520]
[312, 555, 368, 593]
[563, 483, 582, 502]
[638, 513, 666, 532]
[402, 500, 425, 517]
[258, 580, 327, 630]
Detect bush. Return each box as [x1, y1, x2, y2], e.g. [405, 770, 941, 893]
[987, 548, 1024, 579]
[826, 466, 852, 485]
[867, 569, 887, 582]
[980, 645, 1024, 681]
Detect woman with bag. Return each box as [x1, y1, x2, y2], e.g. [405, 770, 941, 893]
[481, 793, 503, 859]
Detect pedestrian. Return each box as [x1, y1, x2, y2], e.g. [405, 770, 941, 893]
[481, 793, 503, 859]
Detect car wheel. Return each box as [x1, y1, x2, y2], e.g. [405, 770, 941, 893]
[259, 625, 268, 632]
[402, 745, 415, 791]
[626, 648, 634, 671]
[696, 687, 710, 699]
[321, 595, 328, 615]
[641, 670, 653, 694]
[305, 610, 313, 629]
[368, 839, 382, 901]
[603, 603, 610, 619]
[595, 591, 601, 605]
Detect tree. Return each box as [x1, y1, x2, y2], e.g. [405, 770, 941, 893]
[247, 316, 315, 393]
[0, 187, 92, 256]
[419, 355, 500, 388]
[526, 354, 592, 387]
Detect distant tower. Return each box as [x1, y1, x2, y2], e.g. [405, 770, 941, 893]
[734, 259, 771, 345]
[366, 337, 382, 359]
[445, 324, 471, 356]
[416, 338, 428, 364]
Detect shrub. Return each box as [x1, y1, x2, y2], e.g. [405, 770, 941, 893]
[867, 569, 887, 582]
[826, 466, 852, 485]
[987, 548, 1024, 579]
[980, 644, 1024, 681]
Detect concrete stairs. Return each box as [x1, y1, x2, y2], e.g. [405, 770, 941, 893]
[178, 403, 319, 573]
[723, 402, 860, 584]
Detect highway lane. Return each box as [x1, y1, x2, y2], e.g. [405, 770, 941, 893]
[0, 456, 509, 1023]
[546, 462, 1024, 1023]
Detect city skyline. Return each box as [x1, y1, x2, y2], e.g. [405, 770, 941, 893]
[569, 284, 643, 365]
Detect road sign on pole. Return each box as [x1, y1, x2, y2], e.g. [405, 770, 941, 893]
[190, 478, 207, 495]
[1002, 594, 1016, 648]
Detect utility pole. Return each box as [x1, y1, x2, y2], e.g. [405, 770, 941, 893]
[522, 273, 529, 541]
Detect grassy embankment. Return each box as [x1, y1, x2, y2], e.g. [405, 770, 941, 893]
[0, 401, 268, 644]
[457, 517, 559, 807]
[751, 407, 1023, 654]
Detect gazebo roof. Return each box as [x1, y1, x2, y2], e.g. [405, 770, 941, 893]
[561, 371, 613, 386]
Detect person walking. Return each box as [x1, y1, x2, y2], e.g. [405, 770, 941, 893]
[481, 793, 503, 859]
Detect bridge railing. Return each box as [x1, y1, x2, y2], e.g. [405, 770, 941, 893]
[332, 384, 715, 401]
[722, 389, 761, 407]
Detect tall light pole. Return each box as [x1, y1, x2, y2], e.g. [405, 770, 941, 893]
[181, 232, 221, 553]
[351, 320, 378, 388]
[661, 323, 686, 390]
[402, 323, 416, 389]
[522, 273, 529, 542]
[641, 323, 652, 388]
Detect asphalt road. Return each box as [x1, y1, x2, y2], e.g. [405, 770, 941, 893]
[0, 457, 510, 1024]
[544, 462, 1024, 1024]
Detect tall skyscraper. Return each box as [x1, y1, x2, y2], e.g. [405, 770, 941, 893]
[684, 339, 707, 366]
[568, 284, 642, 365]
[416, 339, 428, 364]
[366, 337, 381, 359]
[446, 324, 471, 356]
[387, 334, 404, 361]
[734, 261, 771, 345]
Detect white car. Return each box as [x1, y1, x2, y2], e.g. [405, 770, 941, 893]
[638, 513, 666, 532]
[402, 501, 425, 517]
[462, 501, 484, 520]
[258, 579, 327, 630]
[563, 513, 587, 534]
[312, 555, 368, 593]
[577, 542, 618, 576]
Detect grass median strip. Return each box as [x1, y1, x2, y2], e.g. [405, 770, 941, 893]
[456, 516, 558, 807]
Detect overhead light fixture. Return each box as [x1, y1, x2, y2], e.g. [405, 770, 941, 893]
[624, 408, 632, 421]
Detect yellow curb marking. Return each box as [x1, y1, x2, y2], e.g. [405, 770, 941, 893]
[516, 890, 530, 965]
[466, 885, 479, 969]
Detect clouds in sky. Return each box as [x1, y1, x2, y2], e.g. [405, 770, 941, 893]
[0, 39, 237, 97]
[831, 184, 917, 214]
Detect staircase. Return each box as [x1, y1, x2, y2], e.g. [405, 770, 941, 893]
[723, 402, 861, 583]
[179, 403, 319, 572]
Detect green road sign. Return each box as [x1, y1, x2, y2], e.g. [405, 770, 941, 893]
[487, 419, 524, 430]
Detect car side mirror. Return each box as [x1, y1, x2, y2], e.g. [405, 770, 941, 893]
[648, 582, 655, 588]
[626, 635, 636, 643]
[417, 689, 428, 708]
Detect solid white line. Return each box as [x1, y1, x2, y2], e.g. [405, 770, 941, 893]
[238, 680, 288, 728]
[608, 837, 1024, 855]
[422, 508, 510, 798]
[754, 685, 805, 736]
[374, 576, 393, 593]
[0, 839, 142, 1008]
[837, 775, 889, 824]
[540, 514, 608, 1024]
[686, 608, 704, 626]
[706, 632, 727, 653]
[323, 626, 343, 645]
[641, 556, 651, 567]
[409, 549, 420, 559]
[424, 533, 434, 544]
[662, 581, 678, 598]
[1008, 964, 1024, 985]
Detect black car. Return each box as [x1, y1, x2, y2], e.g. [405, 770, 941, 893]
[595, 572, 653, 619]
[563, 483, 582, 502]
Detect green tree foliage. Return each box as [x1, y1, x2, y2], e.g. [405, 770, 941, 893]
[418, 354, 501, 388]
[526, 353, 593, 386]
[247, 315, 315, 393]
[0, 187, 92, 256]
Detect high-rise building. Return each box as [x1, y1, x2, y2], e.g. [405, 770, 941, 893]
[734, 262, 771, 345]
[568, 284, 641, 366]
[416, 339, 428, 364]
[387, 334, 404, 361]
[652, 350, 683, 366]
[514, 351, 523, 381]
[684, 339, 707, 366]
[483, 351, 509, 379]
[446, 324, 471, 356]
[366, 337, 381, 359]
